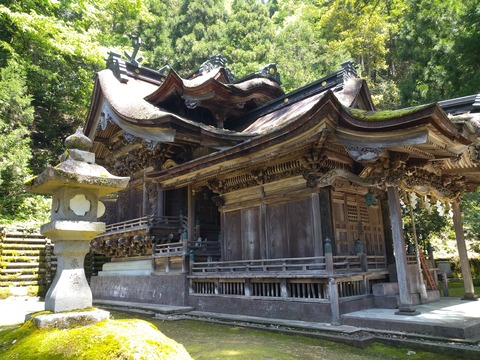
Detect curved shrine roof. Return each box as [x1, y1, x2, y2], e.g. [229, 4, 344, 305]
[83, 55, 480, 194]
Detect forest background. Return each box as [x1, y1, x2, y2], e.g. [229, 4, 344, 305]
[0, 0, 479, 266]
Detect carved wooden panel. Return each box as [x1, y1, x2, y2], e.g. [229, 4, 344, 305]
[133, 186, 143, 218]
[331, 191, 385, 256]
[117, 190, 130, 222]
[319, 188, 333, 244]
[332, 193, 349, 254]
[366, 205, 385, 255]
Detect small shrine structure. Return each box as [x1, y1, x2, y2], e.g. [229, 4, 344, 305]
[82, 51, 480, 323]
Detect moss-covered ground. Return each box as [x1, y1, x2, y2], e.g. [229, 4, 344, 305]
[440, 279, 480, 297]
[109, 312, 458, 360]
[0, 312, 191, 360]
[3, 285, 479, 360]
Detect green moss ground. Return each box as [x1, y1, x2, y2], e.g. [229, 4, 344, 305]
[3, 299, 478, 360]
[0, 313, 191, 360]
[117, 313, 459, 360]
[439, 279, 480, 297]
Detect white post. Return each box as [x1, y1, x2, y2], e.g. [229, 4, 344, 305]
[452, 200, 478, 300]
[387, 187, 420, 315]
[409, 201, 428, 301]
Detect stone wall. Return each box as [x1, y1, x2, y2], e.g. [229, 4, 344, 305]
[90, 274, 188, 306]
[188, 294, 374, 323]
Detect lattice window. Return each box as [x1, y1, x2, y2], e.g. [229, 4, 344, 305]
[337, 280, 365, 298]
[251, 281, 281, 297]
[288, 281, 327, 299]
[331, 191, 386, 256]
[193, 281, 216, 295]
[219, 281, 245, 296]
[347, 204, 358, 222]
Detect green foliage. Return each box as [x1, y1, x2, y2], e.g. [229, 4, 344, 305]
[270, 2, 329, 92]
[0, 61, 34, 218]
[389, 0, 478, 106]
[0, 315, 192, 359]
[0, 0, 479, 235]
[401, 201, 449, 249]
[171, 0, 227, 74]
[0, 4, 105, 172]
[461, 188, 480, 252]
[222, 0, 275, 78]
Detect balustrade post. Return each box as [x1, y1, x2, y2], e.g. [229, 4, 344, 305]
[324, 237, 333, 274]
[281, 278, 288, 298]
[189, 249, 194, 274]
[328, 277, 341, 325]
[360, 253, 368, 272]
[244, 279, 252, 297]
[165, 256, 170, 273]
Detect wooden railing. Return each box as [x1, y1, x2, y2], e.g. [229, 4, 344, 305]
[406, 255, 418, 265]
[103, 215, 187, 235]
[191, 255, 386, 276]
[152, 241, 186, 257]
[104, 215, 153, 234]
[367, 255, 388, 269]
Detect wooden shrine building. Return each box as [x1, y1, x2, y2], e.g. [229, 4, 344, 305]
[84, 52, 480, 323]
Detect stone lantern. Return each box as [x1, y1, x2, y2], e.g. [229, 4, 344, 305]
[26, 128, 129, 313]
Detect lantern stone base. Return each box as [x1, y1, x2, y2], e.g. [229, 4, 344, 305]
[45, 240, 93, 313]
[33, 309, 110, 329]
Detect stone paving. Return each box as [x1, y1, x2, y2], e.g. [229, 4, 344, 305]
[0, 297, 45, 327]
[342, 297, 480, 340]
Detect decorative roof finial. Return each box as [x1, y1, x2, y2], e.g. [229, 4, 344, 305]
[257, 63, 281, 84]
[124, 36, 143, 66]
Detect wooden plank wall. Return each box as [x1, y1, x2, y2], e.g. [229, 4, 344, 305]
[222, 197, 317, 261]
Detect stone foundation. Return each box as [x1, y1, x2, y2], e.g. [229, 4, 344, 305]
[188, 295, 374, 323]
[90, 274, 188, 306]
[98, 259, 154, 276]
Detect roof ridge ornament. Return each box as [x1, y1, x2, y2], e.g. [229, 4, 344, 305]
[340, 60, 358, 81]
[124, 36, 144, 67]
[106, 52, 129, 83]
[198, 55, 235, 83]
[256, 63, 281, 84]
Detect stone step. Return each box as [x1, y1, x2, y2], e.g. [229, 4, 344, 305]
[93, 299, 194, 315]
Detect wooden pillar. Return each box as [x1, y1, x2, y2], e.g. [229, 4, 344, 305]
[157, 186, 164, 217]
[142, 169, 148, 216]
[187, 185, 195, 243]
[311, 192, 323, 257]
[452, 200, 478, 300]
[387, 187, 420, 315]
